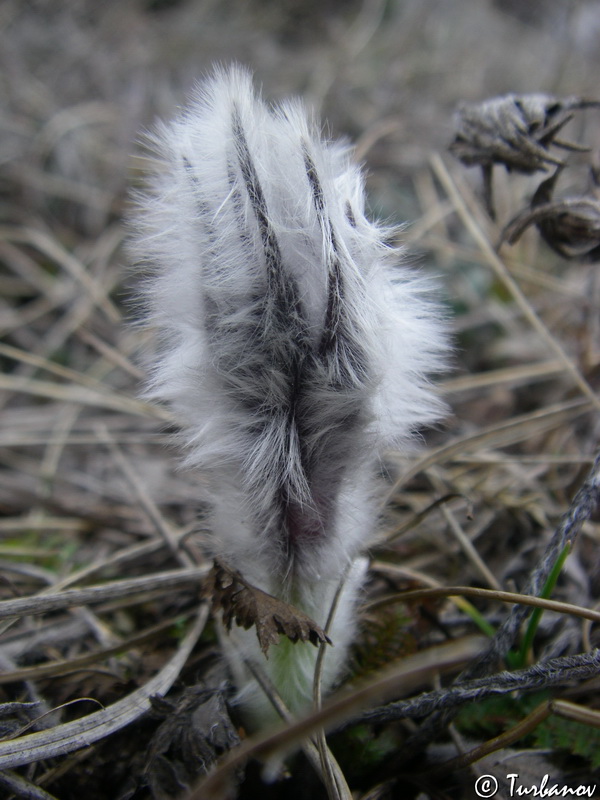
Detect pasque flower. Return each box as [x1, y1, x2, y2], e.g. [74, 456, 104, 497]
[130, 65, 447, 723]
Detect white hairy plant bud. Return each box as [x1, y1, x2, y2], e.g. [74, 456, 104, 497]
[129, 65, 447, 724]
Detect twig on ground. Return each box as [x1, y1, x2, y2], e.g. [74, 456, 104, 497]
[357, 650, 600, 725]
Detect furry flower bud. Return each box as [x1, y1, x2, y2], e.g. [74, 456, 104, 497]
[130, 65, 447, 723]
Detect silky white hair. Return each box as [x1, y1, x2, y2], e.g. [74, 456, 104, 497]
[129, 65, 447, 723]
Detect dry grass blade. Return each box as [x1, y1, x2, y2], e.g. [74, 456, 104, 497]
[5, 163, 117, 211]
[387, 397, 592, 493]
[313, 569, 354, 800]
[430, 153, 600, 413]
[0, 606, 208, 769]
[382, 493, 468, 542]
[0, 614, 188, 685]
[0, 373, 170, 419]
[0, 226, 120, 323]
[0, 567, 208, 620]
[0, 770, 60, 800]
[438, 359, 566, 395]
[365, 585, 600, 625]
[76, 327, 143, 380]
[243, 658, 352, 800]
[0, 342, 115, 394]
[189, 637, 484, 800]
[368, 561, 481, 629]
[431, 700, 552, 775]
[95, 424, 194, 567]
[48, 538, 196, 594]
[431, 697, 600, 776]
[0, 516, 86, 534]
[553, 699, 600, 727]
[424, 470, 500, 591]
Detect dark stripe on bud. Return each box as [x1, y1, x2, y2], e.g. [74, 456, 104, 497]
[302, 144, 344, 356]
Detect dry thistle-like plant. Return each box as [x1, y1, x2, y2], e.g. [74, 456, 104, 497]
[451, 92, 600, 267]
[129, 65, 447, 725]
[450, 93, 600, 218]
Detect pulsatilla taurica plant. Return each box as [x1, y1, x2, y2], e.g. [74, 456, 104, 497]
[130, 66, 446, 725]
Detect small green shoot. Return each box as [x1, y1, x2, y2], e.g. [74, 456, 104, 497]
[507, 542, 572, 669]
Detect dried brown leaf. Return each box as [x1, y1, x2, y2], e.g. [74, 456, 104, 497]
[499, 167, 600, 259]
[206, 559, 332, 656]
[145, 685, 241, 799]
